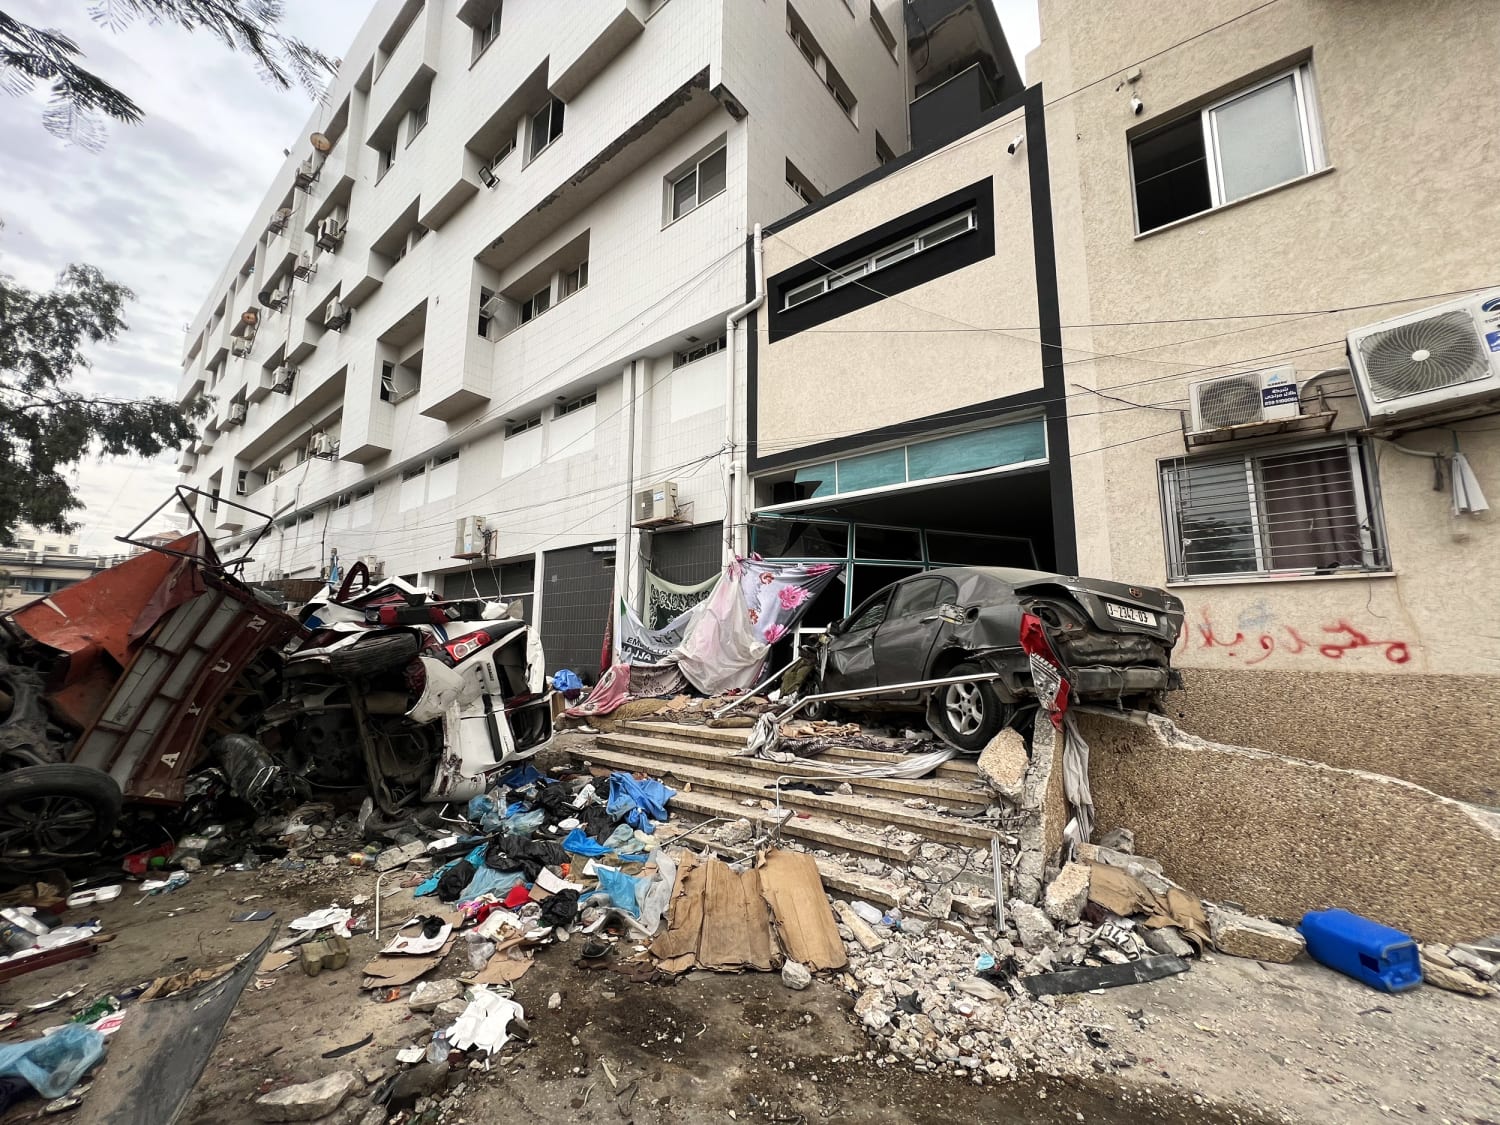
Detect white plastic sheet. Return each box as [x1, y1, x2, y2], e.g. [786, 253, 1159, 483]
[673, 572, 769, 696]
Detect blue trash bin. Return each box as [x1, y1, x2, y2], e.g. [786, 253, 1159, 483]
[1298, 908, 1422, 993]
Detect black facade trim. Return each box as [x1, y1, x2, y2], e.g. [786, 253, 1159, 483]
[765, 178, 995, 343]
[750, 386, 1049, 474]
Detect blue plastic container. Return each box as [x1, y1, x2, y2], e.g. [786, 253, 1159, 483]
[1298, 909, 1422, 993]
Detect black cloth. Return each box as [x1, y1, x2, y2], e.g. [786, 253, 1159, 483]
[437, 860, 476, 903]
[483, 833, 568, 882]
[0, 1077, 35, 1113]
[537, 889, 579, 929]
[535, 784, 576, 824]
[580, 805, 618, 846]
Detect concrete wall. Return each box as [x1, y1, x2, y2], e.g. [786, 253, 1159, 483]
[1028, 0, 1500, 798]
[1075, 711, 1500, 944]
[755, 103, 1038, 452]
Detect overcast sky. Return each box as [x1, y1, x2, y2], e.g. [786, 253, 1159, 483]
[0, 0, 1040, 555]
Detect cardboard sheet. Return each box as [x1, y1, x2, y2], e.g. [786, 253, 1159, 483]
[649, 854, 774, 971]
[360, 937, 455, 989]
[759, 849, 847, 971]
[1087, 863, 1211, 951]
[472, 952, 534, 985]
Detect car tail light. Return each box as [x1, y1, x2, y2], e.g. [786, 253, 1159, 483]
[443, 629, 493, 663]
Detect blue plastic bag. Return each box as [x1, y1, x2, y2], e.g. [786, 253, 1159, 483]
[466, 795, 505, 833]
[552, 669, 584, 694]
[0, 1025, 106, 1099]
[590, 865, 645, 917]
[606, 772, 675, 832]
[504, 809, 545, 838]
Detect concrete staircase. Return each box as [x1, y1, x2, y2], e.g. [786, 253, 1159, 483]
[571, 720, 1005, 868]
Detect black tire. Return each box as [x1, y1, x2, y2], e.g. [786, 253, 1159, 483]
[284, 632, 419, 680]
[0, 764, 123, 861]
[928, 662, 1007, 752]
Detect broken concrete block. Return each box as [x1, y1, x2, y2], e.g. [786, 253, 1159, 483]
[781, 959, 812, 991]
[1142, 926, 1196, 959]
[1419, 943, 1455, 969]
[1447, 946, 1499, 980]
[1209, 909, 1305, 963]
[1043, 862, 1090, 925]
[375, 841, 427, 872]
[833, 901, 885, 952]
[921, 887, 954, 921]
[433, 997, 469, 1025]
[1013, 874, 1041, 905]
[719, 818, 754, 845]
[254, 1072, 361, 1122]
[952, 894, 996, 921]
[1009, 900, 1058, 954]
[977, 729, 1028, 803]
[1420, 954, 1497, 997]
[408, 978, 463, 1012]
[1097, 827, 1135, 854]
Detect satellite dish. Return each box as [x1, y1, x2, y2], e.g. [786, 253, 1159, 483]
[310, 132, 332, 153]
[241, 309, 259, 326]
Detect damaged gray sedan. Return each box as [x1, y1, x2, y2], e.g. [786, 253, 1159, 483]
[808, 567, 1185, 751]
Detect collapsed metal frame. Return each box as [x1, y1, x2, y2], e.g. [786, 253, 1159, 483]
[118, 486, 277, 575]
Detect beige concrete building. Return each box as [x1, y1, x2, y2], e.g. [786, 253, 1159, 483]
[748, 0, 1500, 805]
[0, 529, 109, 614]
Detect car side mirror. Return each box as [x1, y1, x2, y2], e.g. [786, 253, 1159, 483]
[827, 618, 847, 637]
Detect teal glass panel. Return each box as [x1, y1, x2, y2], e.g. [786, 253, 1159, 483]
[906, 420, 1046, 481]
[835, 447, 906, 493]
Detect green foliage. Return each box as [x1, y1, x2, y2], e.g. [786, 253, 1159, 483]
[0, 0, 336, 147]
[0, 264, 206, 543]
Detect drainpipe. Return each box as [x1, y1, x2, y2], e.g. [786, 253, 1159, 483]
[723, 223, 766, 564]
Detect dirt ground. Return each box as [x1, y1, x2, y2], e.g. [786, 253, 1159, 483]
[1, 861, 1496, 1124]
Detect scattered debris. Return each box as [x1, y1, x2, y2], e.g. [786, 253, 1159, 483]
[253, 1070, 362, 1122]
[1209, 909, 1305, 964]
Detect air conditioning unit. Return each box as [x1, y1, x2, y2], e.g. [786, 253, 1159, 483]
[633, 480, 679, 524]
[293, 252, 316, 280]
[231, 335, 255, 357]
[480, 293, 505, 318]
[294, 156, 320, 190]
[271, 364, 296, 393]
[1348, 290, 1500, 427]
[266, 467, 281, 483]
[315, 217, 346, 251]
[264, 283, 290, 312]
[324, 299, 350, 330]
[309, 432, 334, 458]
[453, 515, 487, 560]
[360, 555, 386, 580]
[227, 402, 248, 425]
[1188, 366, 1300, 433]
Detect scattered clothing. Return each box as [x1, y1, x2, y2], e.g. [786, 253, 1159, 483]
[607, 772, 676, 833]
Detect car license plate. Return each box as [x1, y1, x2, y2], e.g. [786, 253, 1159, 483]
[1105, 602, 1156, 627]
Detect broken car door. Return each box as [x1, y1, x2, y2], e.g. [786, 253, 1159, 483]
[870, 575, 957, 701]
[821, 590, 892, 693]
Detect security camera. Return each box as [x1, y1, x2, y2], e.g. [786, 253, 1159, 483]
[1007, 134, 1024, 155]
[1130, 95, 1144, 116]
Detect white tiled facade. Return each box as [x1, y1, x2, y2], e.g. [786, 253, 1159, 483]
[178, 0, 921, 654]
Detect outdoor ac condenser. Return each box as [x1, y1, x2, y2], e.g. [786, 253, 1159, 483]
[1348, 290, 1500, 426]
[633, 481, 678, 524]
[453, 516, 486, 560]
[1188, 365, 1300, 432]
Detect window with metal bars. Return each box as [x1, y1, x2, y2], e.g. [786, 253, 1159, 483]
[1159, 435, 1388, 581]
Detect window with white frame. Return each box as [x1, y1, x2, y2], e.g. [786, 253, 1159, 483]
[555, 392, 595, 417]
[668, 144, 727, 221]
[782, 207, 977, 309]
[407, 98, 428, 143]
[559, 259, 589, 299]
[1132, 63, 1324, 234]
[471, 2, 502, 60]
[785, 159, 821, 205]
[528, 96, 564, 161]
[673, 336, 725, 367]
[519, 284, 550, 323]
[377, 137, 397, 178]
[1159, 435, 1387, 581]
[506, 415, 541, 437]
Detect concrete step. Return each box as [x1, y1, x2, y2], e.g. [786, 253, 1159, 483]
[580, 745, 997, 849]
[650, 787, 918, 864]
[623, 720, 981, 778]
[597, 732, 989, 809]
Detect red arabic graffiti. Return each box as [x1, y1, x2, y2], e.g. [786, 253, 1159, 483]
[1179, 610, 1411, 666]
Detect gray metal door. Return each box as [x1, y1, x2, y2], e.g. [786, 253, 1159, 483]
[540, 542, 615, 681]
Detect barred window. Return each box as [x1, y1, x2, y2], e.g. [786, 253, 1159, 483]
[1160, 435, 1388, 581]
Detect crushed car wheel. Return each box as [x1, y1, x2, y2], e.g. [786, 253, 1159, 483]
[0, 764, 122, 861]
[283, 632, 420, 680]
[929, 662, 1007, 752]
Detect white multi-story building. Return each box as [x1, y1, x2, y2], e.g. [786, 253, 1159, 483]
[176, 0, 1016, 674]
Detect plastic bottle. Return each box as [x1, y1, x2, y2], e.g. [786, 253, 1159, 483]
[426, 1030, 448, 1064]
